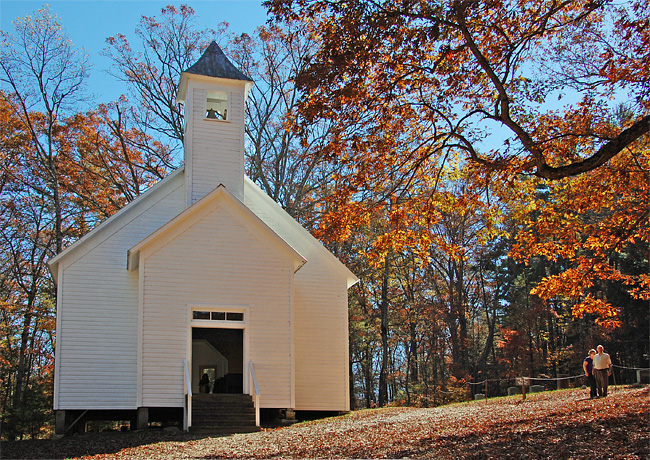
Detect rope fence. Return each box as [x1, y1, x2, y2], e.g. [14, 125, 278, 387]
[392, 365, 649, 406]
[613, 364, 650, 371]
[465, 365, 649, 401]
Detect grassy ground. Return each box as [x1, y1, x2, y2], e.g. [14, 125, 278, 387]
[2, 385, 648, 459]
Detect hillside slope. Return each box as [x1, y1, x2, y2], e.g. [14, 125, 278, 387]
[4, 386, 648, 459]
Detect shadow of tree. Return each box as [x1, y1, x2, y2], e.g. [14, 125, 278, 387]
[386, 411, 649, 460]
[2, 429, 214, 459]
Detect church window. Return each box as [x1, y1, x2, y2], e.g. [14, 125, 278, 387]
[192, 309, 244, 323]
[206, 90, 228, 120]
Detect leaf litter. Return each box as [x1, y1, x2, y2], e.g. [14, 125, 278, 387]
[3, 386, 648, 459]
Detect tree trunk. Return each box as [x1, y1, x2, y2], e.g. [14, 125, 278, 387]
[478, 264, 497, 372]
[378, 258, 390, 406]
[363, 345, 373, 408]
[456, 259, 468, 373]
[12, 313, 33, 411]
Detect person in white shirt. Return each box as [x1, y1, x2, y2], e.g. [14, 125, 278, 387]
[593, 344, 613, 397]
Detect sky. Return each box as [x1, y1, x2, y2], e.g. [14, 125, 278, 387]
[0, 0, 270, 104]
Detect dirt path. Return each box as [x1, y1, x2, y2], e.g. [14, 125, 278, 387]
[3, 385, 648, 459]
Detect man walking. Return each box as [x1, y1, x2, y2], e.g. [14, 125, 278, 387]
[593, 344, 613, 397]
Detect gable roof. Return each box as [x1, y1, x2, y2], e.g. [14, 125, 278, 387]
[127, 183, 307, 273]
[48, 165, 357, 288]
[244, 177, 359, 289]
[47, 167, 185, 283]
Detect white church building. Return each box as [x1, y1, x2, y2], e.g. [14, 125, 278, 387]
[48, 42, 357, 435]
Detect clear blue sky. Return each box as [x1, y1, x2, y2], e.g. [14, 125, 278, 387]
[0, 0, 269, 103]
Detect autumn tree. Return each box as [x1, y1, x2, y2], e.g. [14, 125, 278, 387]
[0, 8, 175, 438]
[0, 92, 173, 439]
[103, 4, 228, 162]
[335, 199, 391, 408]
[0, 5, 91, 254]
[263, 0, 649, 404]
[0, 178, 56, 439]
[510, 131, 649, 327]
[266, 0, 649, 321]
[267, 0, 648, 179]
[348, 277, 383, 408]
[230, 22, 337, 224]
[0, 8, 89, 438]
[59, 99, 172, 227]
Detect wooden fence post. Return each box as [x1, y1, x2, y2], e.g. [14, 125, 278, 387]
[517, 377, 528, 400]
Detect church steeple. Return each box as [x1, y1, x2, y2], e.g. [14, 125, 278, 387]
[176, 42, 253, 205]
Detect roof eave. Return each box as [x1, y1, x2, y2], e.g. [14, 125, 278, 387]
[47, 167, 185, 274]
[175, 72, 254, 105]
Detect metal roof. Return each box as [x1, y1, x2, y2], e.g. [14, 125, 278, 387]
[184, 41, 253, 82]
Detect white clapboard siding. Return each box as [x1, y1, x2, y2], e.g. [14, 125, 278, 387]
[188, 85, 246, 203]
[243, 178, 356, 411]
[139, 195, 297, 409]
[293, 265, 350, 410]
[53, 173, 185, 410]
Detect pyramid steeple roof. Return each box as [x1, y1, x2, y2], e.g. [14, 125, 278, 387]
[175, 41, 253, 104]
[184, 41, 252, 82]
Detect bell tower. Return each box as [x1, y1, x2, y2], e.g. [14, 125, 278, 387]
[176, 42, 253, 205]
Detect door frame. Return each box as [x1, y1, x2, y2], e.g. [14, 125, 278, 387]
[187, 304, 250, 395]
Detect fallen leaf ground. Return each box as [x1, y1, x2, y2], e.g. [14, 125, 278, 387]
[3, 385, 648, 459]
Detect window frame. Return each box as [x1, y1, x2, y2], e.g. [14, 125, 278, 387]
[204, 89, 230, 122]
[190, 305, 247, 326]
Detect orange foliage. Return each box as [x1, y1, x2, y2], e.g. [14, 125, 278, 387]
[267, 0, 649, 327]
[268, 0, 649, 180]
[511, 143, 649, 327]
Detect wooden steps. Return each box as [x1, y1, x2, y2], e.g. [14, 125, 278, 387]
[191, 393, 259, 435]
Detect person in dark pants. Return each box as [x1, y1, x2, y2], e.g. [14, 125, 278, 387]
[583, 349, 597, 399]
[199, 373, 211, 393]
[593, 344, 613, 397]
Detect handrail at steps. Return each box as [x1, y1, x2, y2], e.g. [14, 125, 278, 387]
[184, 358, 192, 431]
[249, 361, 260, 426]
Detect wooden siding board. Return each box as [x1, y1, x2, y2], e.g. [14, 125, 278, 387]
[140, 201, 293, 409]
[293, 265, 350, 411]
[55, 177, 185, 410]
[188, 86, 245, 203]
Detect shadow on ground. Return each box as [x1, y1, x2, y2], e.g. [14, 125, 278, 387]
[384, 410, 649, 460]
[2, 429, 210, 460]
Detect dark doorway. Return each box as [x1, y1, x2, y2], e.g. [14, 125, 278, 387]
[192, 328, 243, 394]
